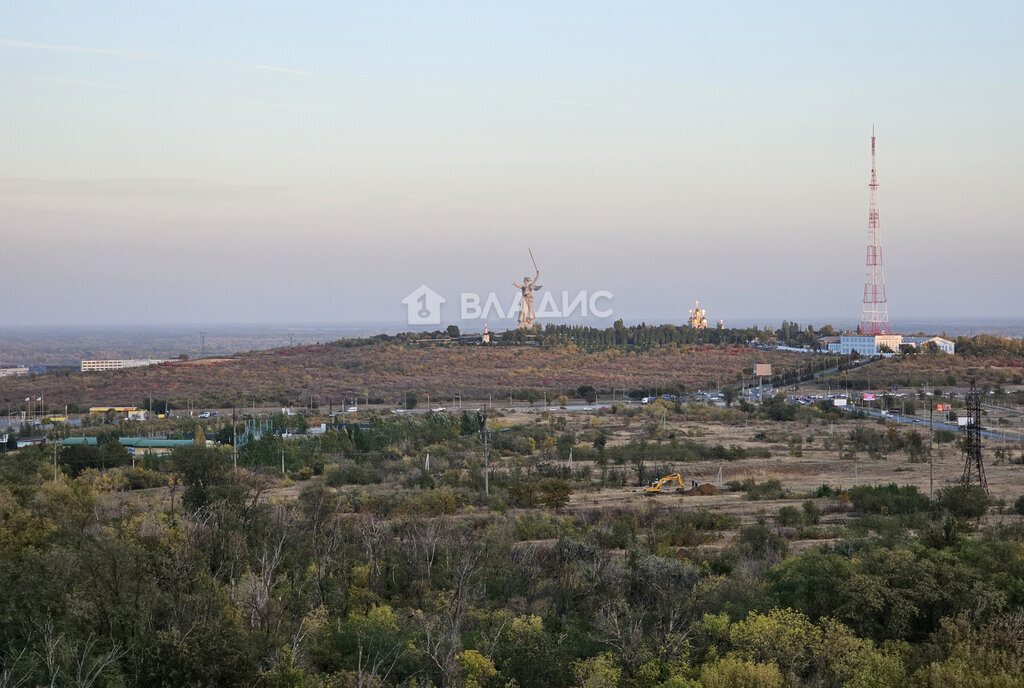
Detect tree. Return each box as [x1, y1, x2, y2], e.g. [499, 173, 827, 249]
[538, 478, 572, 511]
[729, 608, 822, 682]
[700, 656, 784, 688]
[776, 506, 802, 531]
[936, 485, 990, 520]
[577, 385, 598, 404]
[456, 649, 497, 688]
[722, 387, 739, 407]
[572, 653, 621, 688]
[802, 500, 822, 526]
[175, 445, 236, 511]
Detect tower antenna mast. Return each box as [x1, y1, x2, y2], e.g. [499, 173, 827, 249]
[861, 128, 890, 335]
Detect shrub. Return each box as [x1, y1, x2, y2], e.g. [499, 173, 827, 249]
[727, 478, 786, 501]
[802, 500, 822, 525]
[776, 505, 802, 529]
[936, 485, 990, 520]
[513, 511, 561, 541]
[847, 484, 929, 515]
[324, 461, 380, 486]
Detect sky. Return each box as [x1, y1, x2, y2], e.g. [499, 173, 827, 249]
[1, 1, 1022, 330]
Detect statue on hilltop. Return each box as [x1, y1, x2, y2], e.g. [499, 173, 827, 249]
[513, 249, 543, 329]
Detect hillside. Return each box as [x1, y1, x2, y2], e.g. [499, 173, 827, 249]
[0, 341, 811, 409]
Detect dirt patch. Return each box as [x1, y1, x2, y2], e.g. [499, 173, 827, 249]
[683, 483, 720, 496]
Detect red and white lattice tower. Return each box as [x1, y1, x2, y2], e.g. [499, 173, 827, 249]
[860, 128, 890, 335]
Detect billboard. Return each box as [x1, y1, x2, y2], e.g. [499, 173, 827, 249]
[863, 393, 876, 401]
[754, 363, 772, 377]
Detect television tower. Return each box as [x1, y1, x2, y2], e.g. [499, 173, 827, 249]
[860, 128, 890, 335]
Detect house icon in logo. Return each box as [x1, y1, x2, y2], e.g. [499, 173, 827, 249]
[402, 284, 446, 325]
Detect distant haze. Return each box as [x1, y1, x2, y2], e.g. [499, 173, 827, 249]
[1, 3, 1022, 327]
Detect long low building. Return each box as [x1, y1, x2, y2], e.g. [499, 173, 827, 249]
[81, 359, 169, 372]
[825, 334, 954, 356]
[88, 407, 148, 420]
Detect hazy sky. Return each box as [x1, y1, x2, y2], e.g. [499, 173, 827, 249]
[2, 1, 1021, 329]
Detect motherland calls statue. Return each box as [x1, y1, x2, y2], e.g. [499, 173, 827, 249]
[513, 250, 543, 329]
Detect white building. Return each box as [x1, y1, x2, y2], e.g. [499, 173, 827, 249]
[827, 335, 904, 356]
[81, 358, 169, 372]
[825, 334, 954, 356]
[901, 336, 955, 355]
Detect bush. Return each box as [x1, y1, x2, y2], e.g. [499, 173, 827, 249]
[1014, 495, 1024, 516]
[848, 483, 930, 515]
[802, 500, 822, 525]
[324, 461, 380, 486]
[513, 512, 561, 541]
[776, 505, 802, 529]
[727, 478, 786, 501]
[936, 484, 990, 519]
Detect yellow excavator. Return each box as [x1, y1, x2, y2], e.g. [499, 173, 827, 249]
[643, 473, 685, 494]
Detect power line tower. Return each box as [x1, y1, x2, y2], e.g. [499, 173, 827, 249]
[860, 128, 890, 335]
[960, 383, 987, 492]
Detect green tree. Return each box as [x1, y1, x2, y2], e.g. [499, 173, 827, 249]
[577, 385, 598, 404]
[776, 506, 802, 530]
[729, 608, 822, 682]
[538, 477, 572, 511]
[700, 656, 784, 688]
[936, 484, 990, 520]
[457, 649, 497, 688]
[174, 445, 236, 511]
[573, 653, 621, 688]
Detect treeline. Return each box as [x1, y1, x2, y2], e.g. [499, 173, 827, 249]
[323, 320, 842, 352]
[323, 325, 1024, 361]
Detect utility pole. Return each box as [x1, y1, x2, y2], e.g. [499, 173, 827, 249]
[199, 331, 207, 357]
[478, 412, 489, 497]
[929, 399, 934, 501]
